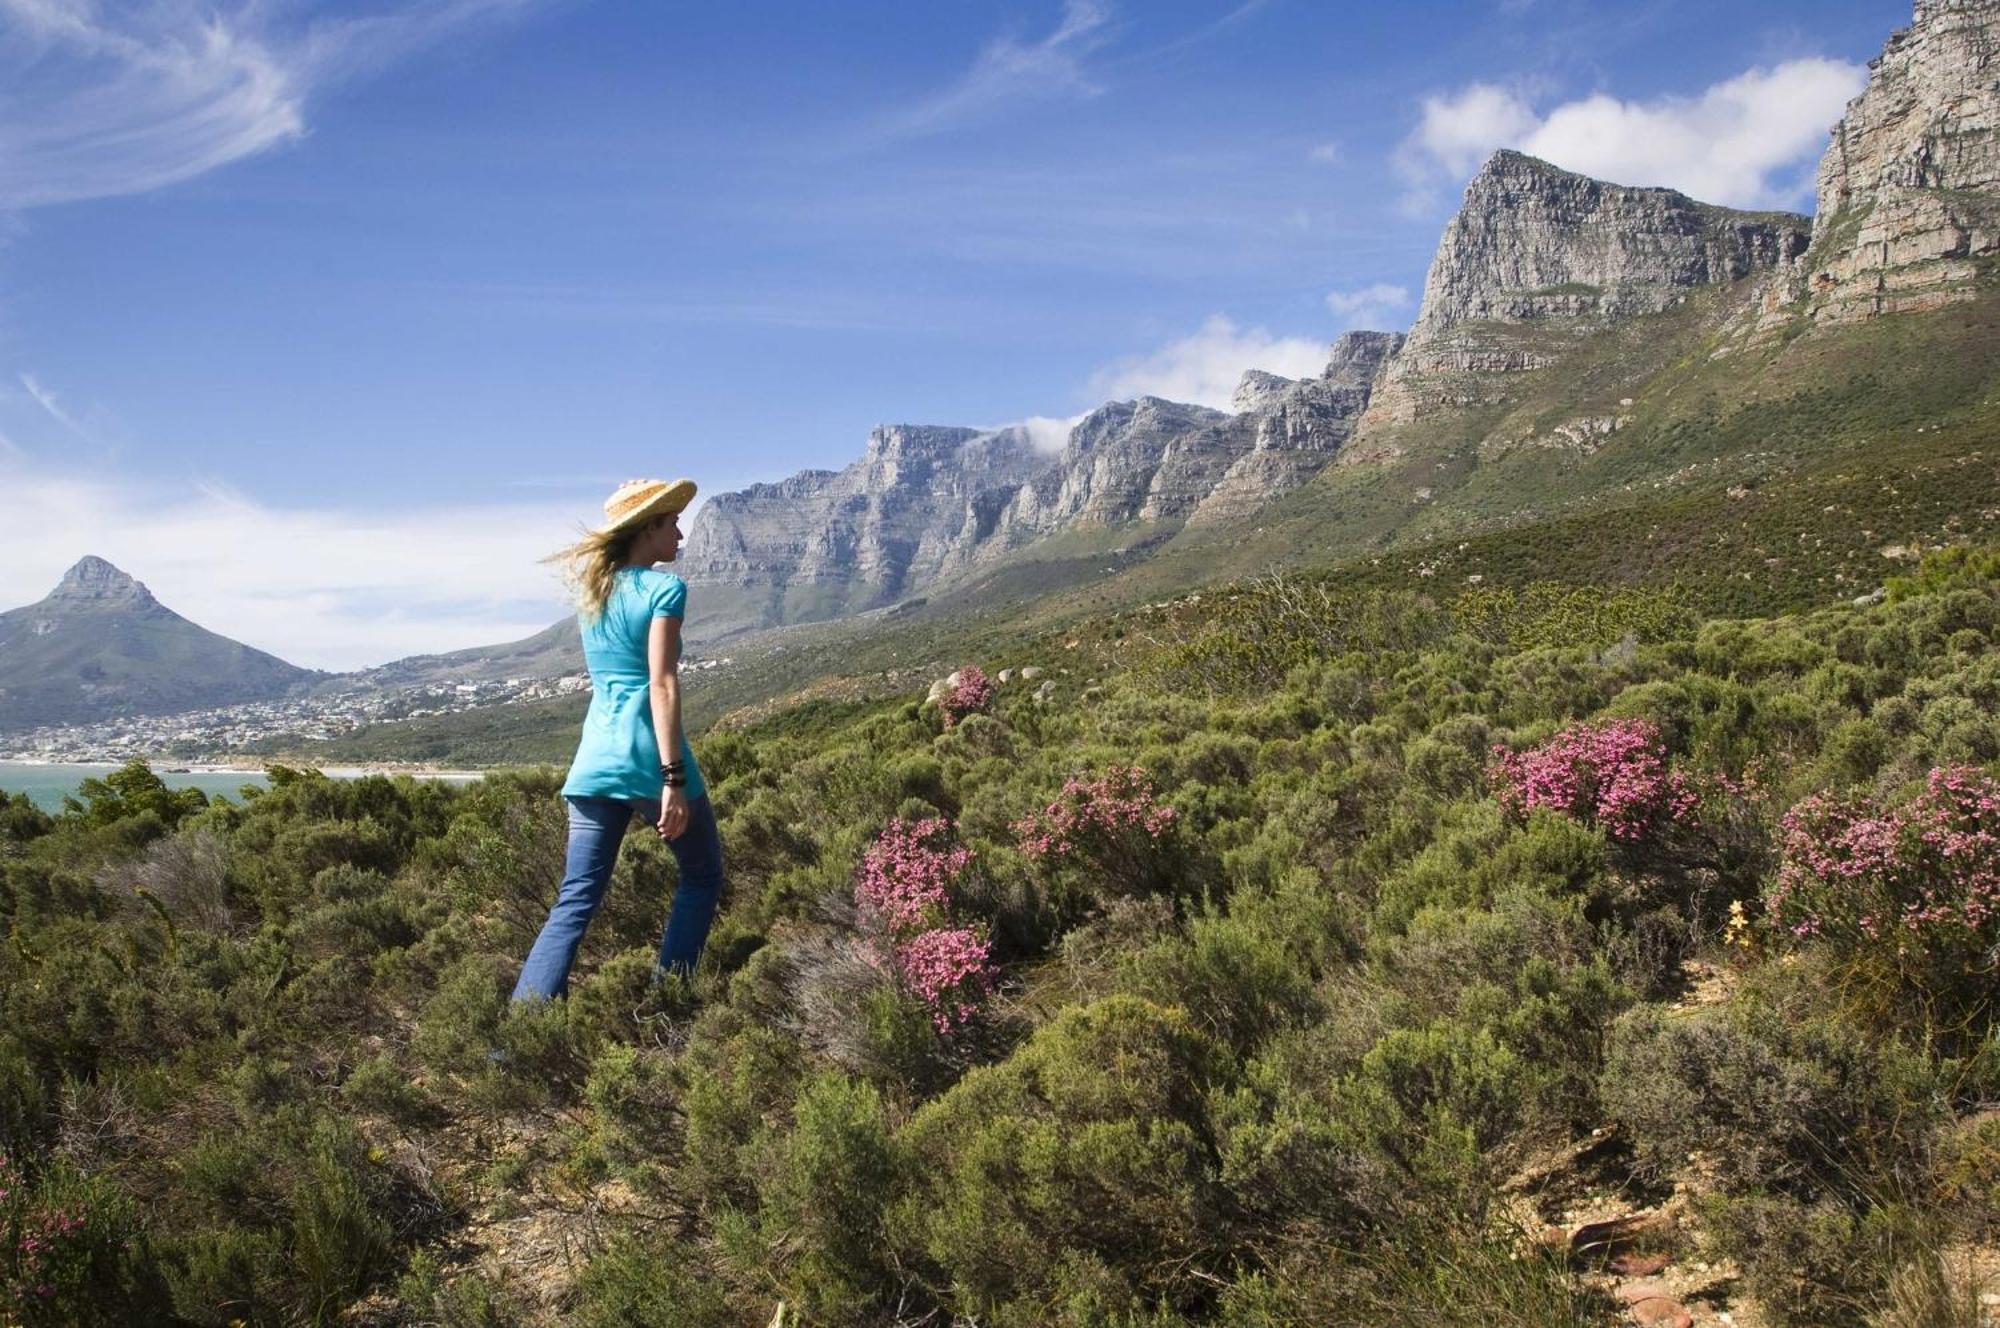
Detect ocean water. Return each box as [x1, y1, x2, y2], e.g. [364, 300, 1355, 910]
[0, 762, 481, 812]
[0, 762, 271, 811]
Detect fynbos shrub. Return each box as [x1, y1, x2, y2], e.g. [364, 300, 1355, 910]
[853, 818, 994, 1032]
[0, 1151, 158, 1323]
[892, 927, 993, 1033]
[1490, 719, 1696, 843]
[939, 665, 996, 728]
[853, 817, 969, 932]
[1016, 764, 1178, 901]
[1768, 765, 2000, 1021]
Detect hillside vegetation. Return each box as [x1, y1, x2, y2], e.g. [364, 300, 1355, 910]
[5, 545, 2000, 1324]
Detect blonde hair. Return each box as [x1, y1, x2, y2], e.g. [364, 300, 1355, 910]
[545, 521, 648, 623]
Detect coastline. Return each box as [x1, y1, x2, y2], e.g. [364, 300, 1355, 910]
[0, 756, 488, 781]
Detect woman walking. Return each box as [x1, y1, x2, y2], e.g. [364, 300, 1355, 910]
[511, 477, 724, 1001]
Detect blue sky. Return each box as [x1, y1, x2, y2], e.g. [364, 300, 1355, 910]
[0, 0, 1909, 668]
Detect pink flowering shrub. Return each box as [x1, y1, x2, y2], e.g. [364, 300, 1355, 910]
[1018, 765, 1177, 857]
[854, 817, 994, 1032]
[1490, 719, 1698, 843]
[939, 665, 996, 728]
[1767, 766, 2000, 1007]
[1016, 764, 1179, 905]
[855, 816, 971, 932]
[894, 927, 995, 1033]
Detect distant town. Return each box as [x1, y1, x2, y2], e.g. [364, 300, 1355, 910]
[0, 657, 734, 764]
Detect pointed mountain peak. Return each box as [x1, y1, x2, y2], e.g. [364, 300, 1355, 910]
[48, 555, 155, 606]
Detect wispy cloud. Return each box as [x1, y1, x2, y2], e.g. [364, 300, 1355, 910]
[1393, 57, 1866, 215]
[18, 373, 88, 438]
[0, 0, 544, 210]
[868, 0, 1115, 144]
[0, 455, 580, 670]
[1111, 0, 1271, 67]
[1088, 315, 1326, 410]
[1324, 283, 1411, 331]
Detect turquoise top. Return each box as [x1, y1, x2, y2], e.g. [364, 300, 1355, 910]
[561, 567, 707, 803]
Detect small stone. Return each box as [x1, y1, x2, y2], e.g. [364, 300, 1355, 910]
[1615, 1281, 1694, 1328]
[1611, 1252, 1671, 1277]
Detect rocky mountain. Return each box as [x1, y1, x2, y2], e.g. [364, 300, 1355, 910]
[0, 557, 319, 729]
[1753, 0, 2000, 327]
[680, 425, 1050, 640]
[678, 331, 1403, 640]
[670, 130, 1831, 642]
[1361, 150, 1812, 429]
[673, 133, 1827, 643]
[1190, 331, 1402, 525]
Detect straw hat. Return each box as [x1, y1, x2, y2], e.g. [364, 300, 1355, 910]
[598, 477, 697, 534]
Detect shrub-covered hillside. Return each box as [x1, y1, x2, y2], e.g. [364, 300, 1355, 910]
[5, 548, 2000, 1325]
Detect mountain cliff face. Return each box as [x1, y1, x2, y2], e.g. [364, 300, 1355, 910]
[1365, 151, 1811, 426]
[680, 425, 1050, 638]
[679, 331, 1403, 639]
[1758, 0, 2000, 325]
[1187, 331, 1401, 525]
[0, 557, 317, 728]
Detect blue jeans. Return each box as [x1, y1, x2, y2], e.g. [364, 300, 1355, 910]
[511, 793, 725, 1002]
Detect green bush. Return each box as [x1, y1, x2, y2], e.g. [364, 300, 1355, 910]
[891, 997, 1234, 1322]
[1118, 868, 1353, 1052]
[340, 1053, 431, 1125]
[574, 1231, 732, 1328]
[0, 1152, 163, 1326]
[1703, 1193, 1929, 1327]
[747, 1072, 898, 1323]
[1601, 1005, 1939, 1200]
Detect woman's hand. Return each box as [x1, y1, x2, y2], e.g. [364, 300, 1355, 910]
[657, 786, 691, 841]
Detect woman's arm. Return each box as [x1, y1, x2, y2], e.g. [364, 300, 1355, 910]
[649, 613, 691, 840]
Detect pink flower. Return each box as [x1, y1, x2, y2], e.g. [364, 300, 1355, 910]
[854, 816, 971, 932]
[1015, 764, 1176, 860]
[893, 927, 995, 1032]
[1768, 765, 2000, 964]
[1490, 718, 1696, 842]
[852, 817, 995, 1033]
[940, 665, 996, 728]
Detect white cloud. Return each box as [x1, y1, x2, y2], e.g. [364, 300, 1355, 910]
[1394, 57, 1866, 214]
[1088, 315, 1326, 410]
[0, 0, 541, 210]
[0, 456, 581, 671]
[1010, 414, 1085, 453]
[1306, 140, 1343, 165]
[872, 0, 1113, 142]
[1324, 282, 1411, 330]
